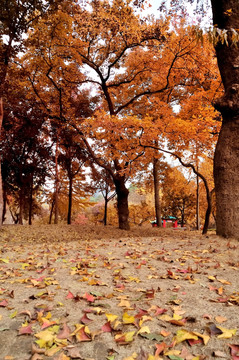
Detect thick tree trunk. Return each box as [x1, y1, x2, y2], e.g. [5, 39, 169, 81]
[214, 120, 239, 237]
[2, 183, 6, 224]
[67, 176, 73, 225]
[196, 173, 200, 230]
[103, 189, 109, 226]
[211, 0, 239, 239]
[114, 177, 130, 230]
[103, 199, 108, 226]
[54, 139, 59, 224]
[153, 157, 162, 227]
[0, 98, 3, 226]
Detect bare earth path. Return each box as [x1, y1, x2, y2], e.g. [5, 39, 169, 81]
[0, 224, 238, 360]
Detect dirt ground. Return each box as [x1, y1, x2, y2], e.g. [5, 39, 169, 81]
[0, 224, 238, 360]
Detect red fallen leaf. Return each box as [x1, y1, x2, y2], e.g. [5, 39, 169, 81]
[41, 319, 56, 329]
[155, 342, 167, 356]
[154, 307, 167, 316]
[176, 268, 189, 273]
[75, 326, 92, 342]
[101, 321, 113, 332]
[229, 344, 239, 360]
[33, 276, 45, 282]
[188, 338, 203, 346]
[214, 297, 229, 303]
[135, 308, 148, 319]
[169, 319, 187, 326]
[57, 322, 72, 339]
[145, 289, 155, 299]
[66, 291, 75, 299]
[0, 299, 8, 307]
[82, 293, 95, 302]
[18, 323, 33, 335]
[80, 313, 93, 324]
[115, 283, 125, 290]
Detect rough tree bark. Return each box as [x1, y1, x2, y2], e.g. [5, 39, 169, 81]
[211, 0, 239, 239]
[67, 176, 73, 225]
[114, 176, 130, 230]
[0, 99, 3, 225]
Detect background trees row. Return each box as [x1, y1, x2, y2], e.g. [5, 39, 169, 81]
[1, 0, 235, 235]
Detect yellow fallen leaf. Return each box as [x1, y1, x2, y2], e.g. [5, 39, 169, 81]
[45, 345, 63, 356]
[147, 355, 163, 360]
[160, 314, 172, 321]
[127, 276, 141, 283]
[164, 350, 181, 356]
[123, 312, 135, 324]
[172, 313, 182, 321]
[217, 326, 237, 339]
[174, 329, 198, 344]
[115, 331, 135, 344]
[106, 313, 118, 323]
[137, 326, 150, 335]
[192, 331, 210, 345]
[0, 258, 9, 263]
[123, 353, 138, 360]
[208, 275, 216, 281]
[118, 299, 131, 308]
[10, 310, 17, 319]
[139, 315, 152, 327]
[218, 279, 231, 285]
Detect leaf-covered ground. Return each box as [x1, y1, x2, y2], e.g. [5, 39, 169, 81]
[0, 224, 238, 360]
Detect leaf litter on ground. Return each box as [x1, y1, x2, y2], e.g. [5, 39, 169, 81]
[0, 224, 238, 359]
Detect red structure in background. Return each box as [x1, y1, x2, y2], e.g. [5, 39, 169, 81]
[151, 217, 178, 228]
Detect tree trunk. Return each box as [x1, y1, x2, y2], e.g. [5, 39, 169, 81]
[2, 177, 6, 224]
[214, 120, 239, 237]
[28, 178, 33, 225]
[49, 199, 55, 224]
[19, 188, 24, 225]
[153, 157, 162, 227]
[103, 189, 109, 226]
[54, 138, 59, 224]
[196, 173, 200, 230]
[114, 177, 130, 230]
[0, 98, 3, 226]
[210, 0, 239, 239]
[67, 176, 73, 225]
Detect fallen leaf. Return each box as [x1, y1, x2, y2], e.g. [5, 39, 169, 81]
[217, 326, 237, 339]
[213, 351, 228, 358]
[115, 331, 135, 344]
[174, 329, 198, 344]
[215, 316, 227, 324]
[18, 322, 33, 335]
[122, 312, 136, 324]
[155, 342, 167, 356]
[229, 344, 239, 360]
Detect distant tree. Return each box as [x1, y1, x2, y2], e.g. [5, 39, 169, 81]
[91, 168, 116, 226]
[1, 76, 50, 224]
[162, 167, 196, 226]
